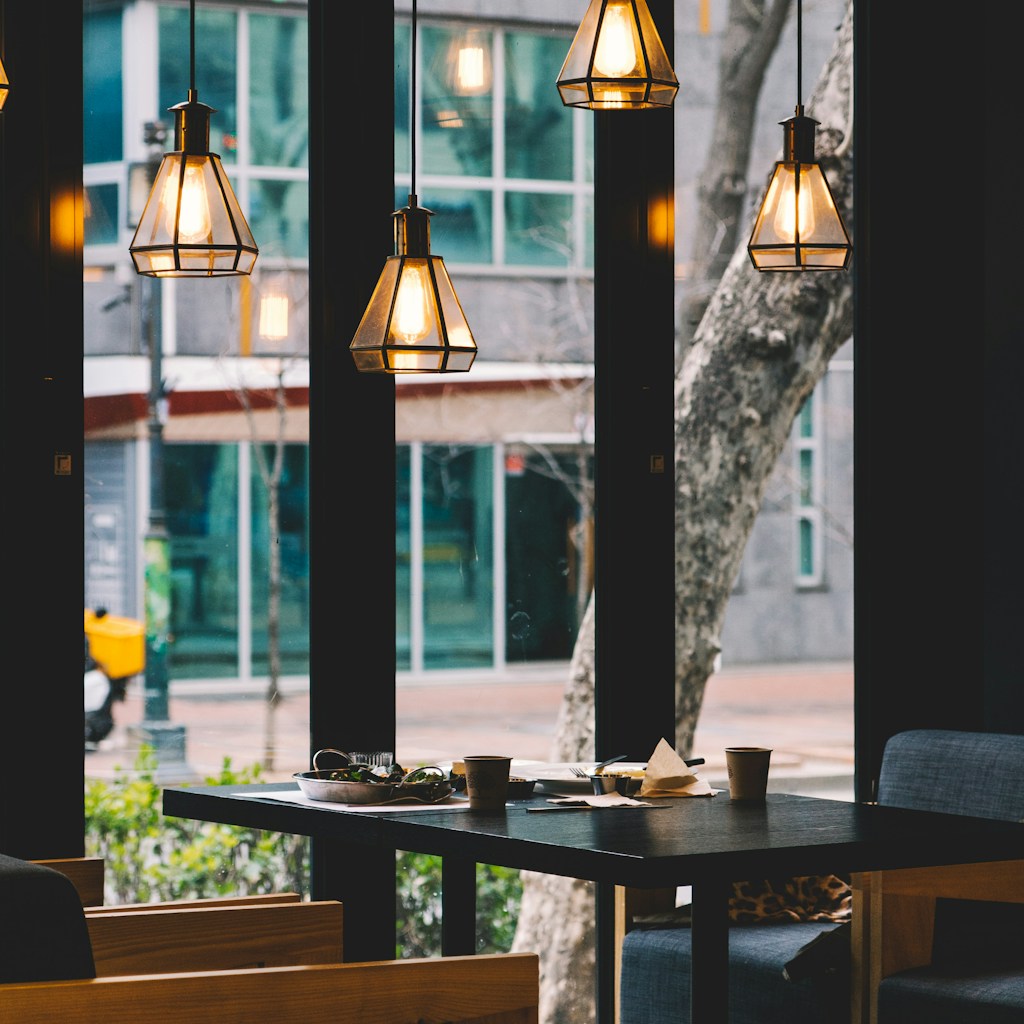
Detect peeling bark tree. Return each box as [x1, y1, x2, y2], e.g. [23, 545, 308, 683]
[512, 4, 854, 1020]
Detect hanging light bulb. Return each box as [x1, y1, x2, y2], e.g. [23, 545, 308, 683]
[350, 0, 477, 374]
[556, 0, 678, 111]
[129, 0, 257, 277]
[350, 195, 477, 373]
[747, 0, 851, 271]
[0, 55, 9, 111]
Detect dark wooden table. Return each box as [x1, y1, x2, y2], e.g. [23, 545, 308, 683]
[162, 784, 1024, 1024]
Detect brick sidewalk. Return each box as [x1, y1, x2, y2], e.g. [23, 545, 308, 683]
[85, 662, 854, 799]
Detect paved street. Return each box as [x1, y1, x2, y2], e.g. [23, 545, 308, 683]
[85, 661, 855, 800]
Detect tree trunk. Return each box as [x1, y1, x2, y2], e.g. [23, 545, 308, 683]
[511, 4, 854, 1019]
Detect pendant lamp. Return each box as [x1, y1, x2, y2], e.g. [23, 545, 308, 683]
[350, 0, 476, 374]
[0, 55, 9, 110]
[556, 0, 678, 110]
[129, 0, 258, 277]
[747, 0, 851, 271]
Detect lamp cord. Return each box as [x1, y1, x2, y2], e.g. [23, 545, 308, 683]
[189, 0, 196, 95]
[796, 0, 802, 108]
[411, 0, 418, 200]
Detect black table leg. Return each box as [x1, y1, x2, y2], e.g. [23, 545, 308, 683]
[441, 854, 477, 955]
[690, 879, 731, 1023]
[596, 881, 616, 1024]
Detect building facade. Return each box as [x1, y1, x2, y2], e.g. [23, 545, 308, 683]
[83, 0, 852, 684]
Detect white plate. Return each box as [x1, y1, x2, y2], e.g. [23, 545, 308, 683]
[528, 762, 648, 796]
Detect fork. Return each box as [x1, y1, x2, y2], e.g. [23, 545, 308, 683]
[571, 754, 629, 778]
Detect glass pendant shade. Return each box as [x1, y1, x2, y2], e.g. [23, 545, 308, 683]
[351, 197, 477, 374]
[130, 93, 258, 277]
[557, 0, 678, 110]
[748, 113, 851, 272]
[0, 56, 9, 110]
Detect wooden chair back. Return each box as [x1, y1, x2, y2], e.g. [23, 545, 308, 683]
[1, 952, 541, 1023]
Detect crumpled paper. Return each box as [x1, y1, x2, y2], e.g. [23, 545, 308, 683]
[639, 738, 716, 797]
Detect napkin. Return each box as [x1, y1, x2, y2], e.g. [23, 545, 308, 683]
[547, 794, 658, 808]
[639, 738, 715, 797]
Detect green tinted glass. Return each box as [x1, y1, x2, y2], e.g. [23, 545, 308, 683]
[250, 14, 308, 167]
[505, 192, 573, 266]
[505, 30, 572, 181]
[84, 8, 123, 164]
[421, 25, 493, 177]
[250, 180, 309, 261]
[159, 6, 238, 162]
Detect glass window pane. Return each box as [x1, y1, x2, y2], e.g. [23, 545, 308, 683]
[396, 447, 412, 672]
[249, 14, 308, 168]
[505, 192, 573, 266]
[504, 31, 573, 181]
[84, 8, 123, 164]
[799, 450, 813, 506]
[166, 444, 240, 679]
[159, 6, 238, 162]
[84, 184, 119, 246]
[419, 188, 492, 264]
[506, 448, 592, 662]
[798, 518, 815, 577]
[395, 22, 411, 176]
[251, 445, 310, 678]
[250, 179, 309, 260]
[421, 25, 493, 177]
[422, 446, 493, 670]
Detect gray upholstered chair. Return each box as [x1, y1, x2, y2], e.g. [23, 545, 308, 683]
[617, 729, 1024, 1024]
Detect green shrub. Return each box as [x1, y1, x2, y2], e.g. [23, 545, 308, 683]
[84, 748, 522, 955]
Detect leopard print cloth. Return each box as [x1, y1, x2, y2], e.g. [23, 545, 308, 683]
[728, 874, 852, 923]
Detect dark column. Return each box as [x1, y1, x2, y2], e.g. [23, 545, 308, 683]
[307, 0, 397, 959]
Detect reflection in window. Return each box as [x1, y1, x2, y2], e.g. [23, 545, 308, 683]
[504, 31, 573, 182]
[84, 8, 122, 164]
[251, 445, 311, 678]
[159, 5, 238, 162]
[505, 192, 574, 266]
[421, 25, 493, 178]
[165, 445, 240, 679]
[422, 446, 494, 670]
[404, 187, 492, 264]
[84, 184, 120, 246]
[250, 179, 309, 261]
[250, 13, 308, 168]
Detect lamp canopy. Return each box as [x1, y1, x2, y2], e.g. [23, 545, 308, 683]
[129, 0, 257, 277]
[747, 0, 851, 271]
[557, 0, 678, 110]
[0, 55, 9, 110]
[350, 195, 477, 374]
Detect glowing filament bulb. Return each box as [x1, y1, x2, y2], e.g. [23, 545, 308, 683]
[457, 46, 486, 93]
[593, 3, 639, 78]
[393, 263, 432, 343]
[163, 161, 212, 242]
[773, 167, 815, 242]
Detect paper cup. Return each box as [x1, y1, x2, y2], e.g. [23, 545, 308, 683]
[725, 747, 772, 801]
[463, 755, 512, 811]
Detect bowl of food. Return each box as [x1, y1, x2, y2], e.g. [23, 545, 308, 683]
[293, 767, 397, 804]
[506, 776, 537, 800]
[601, 768, 646, 797]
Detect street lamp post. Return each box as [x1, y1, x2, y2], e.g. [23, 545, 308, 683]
[128, 121, 189, 775]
